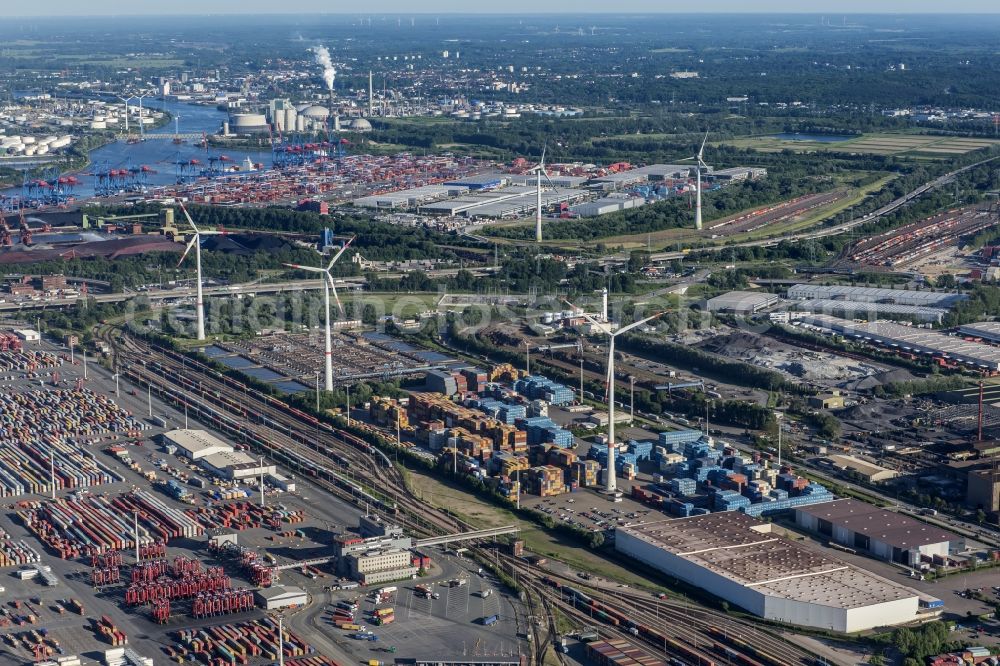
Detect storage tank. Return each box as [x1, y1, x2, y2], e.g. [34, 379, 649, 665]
[284, 108, 297, 133]
[228, 113, 269, 134]
[21, 136, 35, 145]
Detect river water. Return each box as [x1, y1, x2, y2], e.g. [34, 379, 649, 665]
[6, 98, 273, 199]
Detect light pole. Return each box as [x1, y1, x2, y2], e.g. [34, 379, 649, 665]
[315, 372, 321, 412]
[113, 373, 120, 398]
[775, 411, 784, 470]
[82, 348, 87, 380]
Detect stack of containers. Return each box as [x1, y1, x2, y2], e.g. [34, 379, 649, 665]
[669, 478, 696, 497]
[0, 388, 146, 498]
[627, 440, 654, 461]
[658, 429, 704, 452]
[712, 489, 751, 512]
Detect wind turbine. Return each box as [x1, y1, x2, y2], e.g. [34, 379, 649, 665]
[177, 203, 222, 341]
[528, 144, 555, 243]
[116, 94, 133, 133]
[284, 238, 355, 392]
[684, 133, 709, 230]
[566, 300, 664, 494]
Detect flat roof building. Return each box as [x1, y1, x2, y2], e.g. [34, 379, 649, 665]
[706, 291, 781, 315]
[795, 314, 1000, 371]
[825, 454, 897, 483]
[254, 585, 308, 610]
[795, 499, 960, 567]
[957, 322, 1000, 344]
[164, 429, 233, 460]
[616, 512, 921, 632]
[201, 451, 276, 480]
[789, 299, 949, 324]
[787, 284, 966, 309]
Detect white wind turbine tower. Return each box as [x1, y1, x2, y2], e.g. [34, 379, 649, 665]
[177, 204, 222, 341]
[566, 300, 664, 494]
[685, 132, 709, 231]
[528, 144, 555, 243]
[284, 238, 355, 392]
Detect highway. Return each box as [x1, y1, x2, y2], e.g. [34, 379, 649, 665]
[0, 265, 500, 312]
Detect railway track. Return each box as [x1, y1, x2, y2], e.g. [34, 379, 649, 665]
[515, 560, 815, 666]
[103, 328, 821, 666]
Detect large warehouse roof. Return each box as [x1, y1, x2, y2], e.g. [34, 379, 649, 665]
[795, 499, 959, 550]
[706, 290, 780, 314]
[789, 299, 948, 323]
[618, 512, 914, 610]
[164, 429, 233, 460]
[957, 321, 1000, 343]
[796, 314, 1000, 371]
[787, 284, 966, 309]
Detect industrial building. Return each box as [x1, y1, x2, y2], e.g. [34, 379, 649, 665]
[162, 429, 276, 480]
[823, 454, 897, 483]
[957, 322, 1000, 344]
[794, 499, 960, 567]
[786, 284, 967, 309]
[711, 167, 768, 182]
[570, 194, 646, 218]
[254, 585, 308, 610]
[789, 298, 949, 324]
[352, 184, 468, 209]
[795, 314, 1000, 371]
[226, 113, 270, 135]
[164, 429, 234, 461]
[590, 164, 694, 190]
[505, 173, 588, 188]
[966, 468, 1000, 516]
[615, 512, 922, 632]
[706, 290, 781, 315]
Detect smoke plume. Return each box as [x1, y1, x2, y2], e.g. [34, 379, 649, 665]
[310, 46, 336, 91]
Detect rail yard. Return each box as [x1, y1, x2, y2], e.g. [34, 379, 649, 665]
[107, 330, 817, 666]
[844, 204, 995, 269]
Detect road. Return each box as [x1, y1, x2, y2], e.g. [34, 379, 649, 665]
[0, 265, 500, 312]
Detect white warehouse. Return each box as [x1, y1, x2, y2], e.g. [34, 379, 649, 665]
[615, 512, 921, 633]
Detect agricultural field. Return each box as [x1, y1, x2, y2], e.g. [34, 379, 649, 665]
[717, 132, 1000, 158]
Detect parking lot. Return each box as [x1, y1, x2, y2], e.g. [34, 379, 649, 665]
[315, 554, 525, 663]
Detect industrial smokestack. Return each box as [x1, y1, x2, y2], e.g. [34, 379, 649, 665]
[369, 71, 374, 117]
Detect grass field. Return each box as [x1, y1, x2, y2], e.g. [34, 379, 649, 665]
[717, 132, 1000, 159]
[405, 468, 666, 589]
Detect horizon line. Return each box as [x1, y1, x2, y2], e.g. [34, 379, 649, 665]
[6, 10, 1000, 17]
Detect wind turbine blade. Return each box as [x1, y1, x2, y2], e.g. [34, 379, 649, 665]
[543, 170, 556, 190]
[698, 132, 708, 158]
[328, 274, 345, 317]
[540, 142, 546, 168]
[604, 361, 613, 401]
[615, 311, 666, 336]
[177, 202, 200, 234]
[177, 236, 197, 267]
[563, 299, 610, 334]
[283, 263, 325, 273]
[327, 236, 355, 271]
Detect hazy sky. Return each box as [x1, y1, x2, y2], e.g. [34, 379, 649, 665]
[5, 0, 1000, 16]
